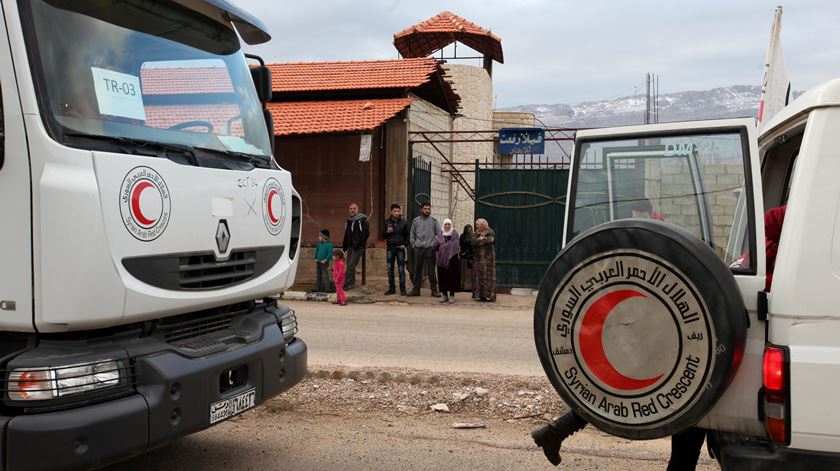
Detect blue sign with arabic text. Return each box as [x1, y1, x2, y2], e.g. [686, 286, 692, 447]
[499, 128, 545, 155]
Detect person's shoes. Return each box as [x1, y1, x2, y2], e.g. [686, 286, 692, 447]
[406, 290, 420, 297]
[439, 295, 449, 303]
[449, 297, 455, 304]
[431, 290, 440, 298]
[530, 413, 587, 467]
[384, 289, 396, 295]
[339, 301, 348, 306]
[400, 289, 407, 296]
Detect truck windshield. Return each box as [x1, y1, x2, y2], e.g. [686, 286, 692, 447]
[571, 132, 752, 269]
[21, 0, 272, 159]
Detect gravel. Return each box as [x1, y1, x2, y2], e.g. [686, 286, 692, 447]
[265, 365, 566, 423]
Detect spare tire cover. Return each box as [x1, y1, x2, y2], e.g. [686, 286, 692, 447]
[534, 219, 747, 439]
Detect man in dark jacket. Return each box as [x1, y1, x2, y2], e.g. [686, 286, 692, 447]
[342, 202, 369, 291]
[383, 203, 409, 295]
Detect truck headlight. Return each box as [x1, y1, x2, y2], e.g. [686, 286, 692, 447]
[279, 310, 298, 342]
[7, 359, 125, 401]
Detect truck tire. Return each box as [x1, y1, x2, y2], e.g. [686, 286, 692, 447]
[534, 219, 747, 439]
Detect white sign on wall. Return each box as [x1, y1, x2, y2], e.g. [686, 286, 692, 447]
[359, 134, 372, 162]
[91, 67, 147, 121]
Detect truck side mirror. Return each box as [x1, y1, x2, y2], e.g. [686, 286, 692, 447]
[263, 108, 275, 154]
[250, 65, 272, 104]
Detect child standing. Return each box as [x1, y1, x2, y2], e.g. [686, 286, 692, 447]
[331, 249, 347, 305]
[314, 229, 333, 292]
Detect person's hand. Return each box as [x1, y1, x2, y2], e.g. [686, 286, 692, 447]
[387, 226, 394, 233]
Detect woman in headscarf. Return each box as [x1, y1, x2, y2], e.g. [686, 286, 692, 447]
[435, 219, 460, 304]
[471, 218, 497, 302]
[459, 224, 474, 292]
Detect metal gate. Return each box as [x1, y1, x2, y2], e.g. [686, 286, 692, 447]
[409, 156, 432, 220]
[475, 166, 569, 288]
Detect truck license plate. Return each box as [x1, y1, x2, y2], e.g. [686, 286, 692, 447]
[210, 388, 256, 424]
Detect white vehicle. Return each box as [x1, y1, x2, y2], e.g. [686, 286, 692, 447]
[0, 0, 305, 468]
[534, 78, 840, 468]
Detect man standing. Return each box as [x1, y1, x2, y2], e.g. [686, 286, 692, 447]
[408, 202, 441, 297]
[383, 204, 409, 296]
[342, 202, 369, 291]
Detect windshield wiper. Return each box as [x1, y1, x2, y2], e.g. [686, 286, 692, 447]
[62, 133, 200, 166]
[195, 145, 273, 168]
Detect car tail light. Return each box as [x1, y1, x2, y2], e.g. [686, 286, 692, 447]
[762, 344, 789, 444]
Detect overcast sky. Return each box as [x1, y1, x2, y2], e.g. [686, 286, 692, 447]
[237, 1, 840, 108]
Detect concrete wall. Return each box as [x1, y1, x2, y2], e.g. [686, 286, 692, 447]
[645, 162, 743, 260]
[407, 95, 453, 223]
[445, 64, 494, 229]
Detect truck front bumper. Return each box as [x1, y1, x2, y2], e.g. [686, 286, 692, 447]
[1, 303, 307, 471]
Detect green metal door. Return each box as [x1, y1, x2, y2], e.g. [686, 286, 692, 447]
[475, 167, 568, 288]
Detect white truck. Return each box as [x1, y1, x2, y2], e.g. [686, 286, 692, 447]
[0, 0, 306, 469]
[534, 78, 840, 468]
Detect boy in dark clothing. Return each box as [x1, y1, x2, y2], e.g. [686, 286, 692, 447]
[383, 204, 409, 295]
[314, 229, 333, 292]
[342, 203, 370, 291]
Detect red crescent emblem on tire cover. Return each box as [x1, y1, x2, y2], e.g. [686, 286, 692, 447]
[267, 188, 280, 224]
[131, 181, 157, 226]
[579, 290, 665, 390]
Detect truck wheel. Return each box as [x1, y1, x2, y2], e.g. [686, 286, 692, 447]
[534, 219, 747, 439]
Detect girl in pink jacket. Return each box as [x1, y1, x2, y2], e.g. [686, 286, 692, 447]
[332, 249, 347, 305]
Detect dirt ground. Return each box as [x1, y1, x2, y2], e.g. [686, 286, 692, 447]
[111, 366, 719, 471]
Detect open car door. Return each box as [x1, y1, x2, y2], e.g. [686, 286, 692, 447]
[535, 118, 768, 439]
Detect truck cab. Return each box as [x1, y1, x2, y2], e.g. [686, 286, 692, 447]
[0, 1, 306, 469]
[534, 79, 840, 468]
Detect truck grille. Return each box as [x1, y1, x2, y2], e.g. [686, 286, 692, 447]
[122, 246, 284, 291]
[156, 302, 251, 344]
[152, 302, 262, 355]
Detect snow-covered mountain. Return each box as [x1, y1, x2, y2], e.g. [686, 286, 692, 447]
[503, 85, 766, 128]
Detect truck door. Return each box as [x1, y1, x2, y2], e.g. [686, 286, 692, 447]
[542, 118, 767, 437]
[0, 7, 33, 332]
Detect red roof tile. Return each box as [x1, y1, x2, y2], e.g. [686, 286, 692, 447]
[268, 98, 413, 136]
[394, 11, 503, 63]
[140, 67, 234, 95]
[144, 104, 244, 135]
[267, 58, 439, 93]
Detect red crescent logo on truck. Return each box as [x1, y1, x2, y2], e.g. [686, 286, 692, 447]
[120, 167, 171, 242]
[579, 290, 665, 391]
[267, 188, 280, 224]
[262, 178, 285, 236]
[130, 181, 158, 226]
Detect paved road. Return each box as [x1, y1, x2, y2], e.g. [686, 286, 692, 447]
[287, 299, 545, 376]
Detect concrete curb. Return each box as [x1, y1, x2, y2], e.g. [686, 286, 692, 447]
[281, 291, 368, 303]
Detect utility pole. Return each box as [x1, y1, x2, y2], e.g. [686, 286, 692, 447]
[654, 74, 659, 124]
[645, 73, 651, 124]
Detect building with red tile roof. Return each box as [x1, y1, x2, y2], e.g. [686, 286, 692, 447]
[394, 11, 504, 65]
[268, 98, 413, 137]
[266, 56, 461, 252]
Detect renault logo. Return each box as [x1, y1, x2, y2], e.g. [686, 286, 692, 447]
[216, 220, 231, 254]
